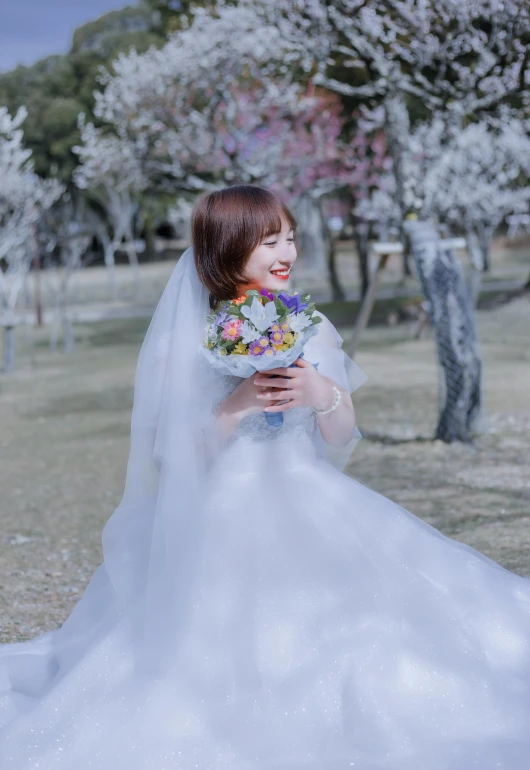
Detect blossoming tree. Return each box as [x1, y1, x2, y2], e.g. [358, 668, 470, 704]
[94, 6, 389, 298]
[250, 0, 530, 442]
[73, 116, 148, 298]
[0, 106, 63, 372]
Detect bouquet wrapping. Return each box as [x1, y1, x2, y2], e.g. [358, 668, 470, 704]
[199, 288, 322, 427]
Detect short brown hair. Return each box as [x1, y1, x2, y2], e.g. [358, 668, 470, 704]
[191, 185, 297, 309]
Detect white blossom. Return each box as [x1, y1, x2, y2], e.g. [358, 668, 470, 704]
[287, 312, 312, 333]
[241, 297, 279, 332]
[240, 320, 262, 344]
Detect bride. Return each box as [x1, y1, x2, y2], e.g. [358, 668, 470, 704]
[1, 184, 529, 769]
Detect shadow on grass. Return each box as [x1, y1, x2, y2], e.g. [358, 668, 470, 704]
[360, 430, 435, 445]
[87, 318, 150, 348]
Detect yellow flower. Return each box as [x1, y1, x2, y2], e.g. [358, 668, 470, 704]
[283, 332, 295, 346]
[272, 343, 290, 352]
[233, 342, 248, 355]
[220, 349, 227, 356]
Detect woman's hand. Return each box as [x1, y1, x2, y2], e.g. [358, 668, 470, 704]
[254, 357, 357, 448]
[253, 357, 337, 413]
[215, 357, 355, 447]
[215, 372, 279, 436]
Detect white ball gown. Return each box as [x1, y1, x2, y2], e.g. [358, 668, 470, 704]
[1, 288, 529, 768]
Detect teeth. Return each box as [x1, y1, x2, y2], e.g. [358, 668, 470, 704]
[271, 269, 290, 275]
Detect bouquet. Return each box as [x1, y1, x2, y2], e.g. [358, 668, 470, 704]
[200, 288, 322, 427]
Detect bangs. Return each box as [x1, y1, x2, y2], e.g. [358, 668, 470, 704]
[256, 196, 297, 241]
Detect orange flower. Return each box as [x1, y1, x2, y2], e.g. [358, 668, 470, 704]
[232, 295, 248, 305]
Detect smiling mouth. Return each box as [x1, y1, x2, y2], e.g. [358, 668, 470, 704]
[270, 268, 291, 277]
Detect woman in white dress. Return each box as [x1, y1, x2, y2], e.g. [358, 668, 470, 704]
[0, 185, 529, 770]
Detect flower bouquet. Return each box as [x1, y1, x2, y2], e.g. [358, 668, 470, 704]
[200, 288, 322, 427]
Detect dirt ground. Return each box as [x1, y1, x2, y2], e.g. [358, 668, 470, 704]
[1, 282, 529, 643]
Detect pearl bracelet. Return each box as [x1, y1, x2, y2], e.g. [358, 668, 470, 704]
[313, 385, 341, 415]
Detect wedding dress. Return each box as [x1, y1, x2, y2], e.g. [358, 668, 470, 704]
[1, 248, 529, 770]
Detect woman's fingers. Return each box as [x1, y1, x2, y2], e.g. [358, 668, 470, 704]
[254, 376, 294, 388]
[258, 389, 297, 401]
[264, 400, 294, 412]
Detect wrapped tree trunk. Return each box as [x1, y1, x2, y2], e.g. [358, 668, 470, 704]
[464, 228, 484, 308]
[404, 220, 483, 443]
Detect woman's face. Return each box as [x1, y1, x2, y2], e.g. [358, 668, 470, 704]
[236, 217, 297, 297]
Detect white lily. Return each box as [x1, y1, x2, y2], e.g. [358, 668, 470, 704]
[241, 297, 279, 332]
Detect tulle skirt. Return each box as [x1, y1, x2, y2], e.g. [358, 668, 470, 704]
[1, 435, 530, 769]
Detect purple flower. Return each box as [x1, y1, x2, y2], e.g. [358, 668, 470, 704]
[215, 310, 229, 326]
[249, 337, 270, 356]
[277, 291, 308, 313]
[260, 288, 275, 302]
[269, 326, 284, 345]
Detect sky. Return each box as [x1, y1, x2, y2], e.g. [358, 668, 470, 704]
[0, 0, 137, 72]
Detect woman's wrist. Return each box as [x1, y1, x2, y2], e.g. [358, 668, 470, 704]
[313, 385, 341, 415]
[215, 398, 242, 439]
[312, 381, 339, 413]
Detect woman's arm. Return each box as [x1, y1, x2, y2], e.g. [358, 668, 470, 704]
[213, 372, 277, 441]
[214, 399, 242, 441]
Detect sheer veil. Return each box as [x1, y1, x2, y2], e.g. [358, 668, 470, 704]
[101, 246, 221, 678]
[100, 245, 367, 678]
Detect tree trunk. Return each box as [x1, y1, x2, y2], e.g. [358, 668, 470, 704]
[104, 242, 118, 301]
[353, 220, 370, 299]
[327, 236, 345, 302]
[49, 314, 60, 350]
[123, 241, 142, 300]
[62, 312, 74, 353]
[295, 194, 328, 273]
[383, 94, 413, 279]
[477, 223, 491, 272]
[404, 220, 483, 443]
[320, 207, 345, 302]
[401, 231, 413, 278]
[143, 214, 156, 263]
[2, 325, 15, 374]
[464, 228, 483, 308]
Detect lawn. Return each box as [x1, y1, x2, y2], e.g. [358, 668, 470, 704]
[1, 271, 529, 643]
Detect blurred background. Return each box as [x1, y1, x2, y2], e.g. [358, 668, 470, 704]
[1, 0, 529, 642]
